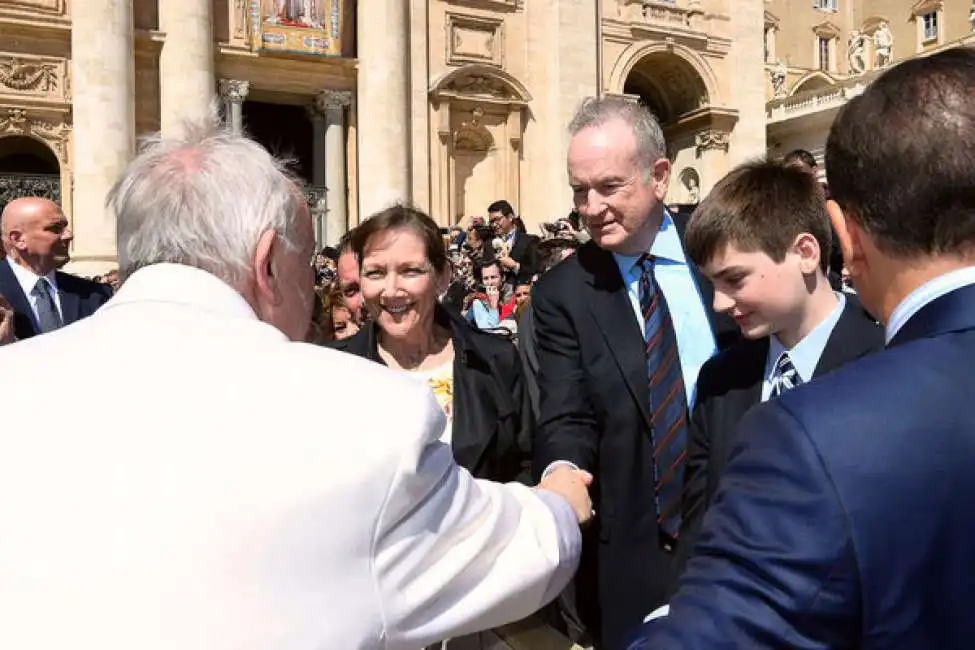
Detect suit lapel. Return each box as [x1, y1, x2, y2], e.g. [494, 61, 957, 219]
[581, 247, 652, 427]
[889, 282, 975, 348]
[0, 260, 31, 318]
[56, 273, 82, 325]
[0, 260, 38, 335]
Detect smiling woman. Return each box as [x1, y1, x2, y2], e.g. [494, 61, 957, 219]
[327, 204, 534, 488]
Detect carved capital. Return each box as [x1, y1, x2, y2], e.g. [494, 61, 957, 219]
[0, 108, 71, 164]
[219, 79, 250, 104]
[695, 129, 730, 154]
[314, 89, 352, 113]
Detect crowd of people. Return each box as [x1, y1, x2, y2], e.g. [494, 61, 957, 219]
[307, 200, 586, 346]
[0, 46, 974, 650]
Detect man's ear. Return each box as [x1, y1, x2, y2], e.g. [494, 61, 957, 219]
[651, 158, 671, 200]
[827, 199, 865, 278]
[253, 229, 280, 305]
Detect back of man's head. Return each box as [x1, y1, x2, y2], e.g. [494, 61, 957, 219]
[783, 149, 818, 173]
[685, 158, 830, 272]
[826, 47, 975, 258]
[108, 119, 307, 287]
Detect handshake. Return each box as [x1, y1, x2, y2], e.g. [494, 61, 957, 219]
[537, 465, 594, 525]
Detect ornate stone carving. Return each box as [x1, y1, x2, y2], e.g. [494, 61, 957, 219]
[769, 60, 787, 98]
[874, 22, 894, 68]
[446, 74, 513, 99]
[218, 79, 250, 104]
[848, 31, 867, 74]
[695, 129, 730, 154]
[447, 12, 503, 67]
[453, 107, 494, 153]
[0, 108, 71, 163]
[0, 58, 57, 92]
[642, 2, 691, 27]
[314, 89, 353, 112]
[680, 168, 701, 203]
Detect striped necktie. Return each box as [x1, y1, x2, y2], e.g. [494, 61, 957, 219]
[770, 351, 802, 398]
[638, 254, 687, 544]
[32, 277, 63, 333]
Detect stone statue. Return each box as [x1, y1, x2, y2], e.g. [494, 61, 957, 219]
[874, 22, 894, 69]
[686, 175, 700, 203]
[969, 3, 975, 32]
[848, 30, 867, 74]
[770, 60, 787, 98]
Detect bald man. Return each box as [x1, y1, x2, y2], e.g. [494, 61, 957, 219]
[0, 197, 112, 340]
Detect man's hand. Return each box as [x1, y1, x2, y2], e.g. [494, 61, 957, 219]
[0, 295, 16, 346]
[499, 255, 518, 270]
[538, 466, 594, 525]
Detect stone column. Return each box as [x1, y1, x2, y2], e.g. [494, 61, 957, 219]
[71, 0, 135, 273]
[306, 103, 328, 247]
[219, 79, 250, 134]
[317, 89, 351, 245]
[159, 0, 215, 133]
[356, 0, 409, 218]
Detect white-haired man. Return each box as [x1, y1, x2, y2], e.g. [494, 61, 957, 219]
[0, 121, 591, 650]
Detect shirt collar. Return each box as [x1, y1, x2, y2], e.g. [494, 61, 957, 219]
[768, 292, 846, 384]
[885, 266, 975, 343]
[613, 210, 687, 278]
[103, 263, 264, 324]
[6, 256, 57, 295]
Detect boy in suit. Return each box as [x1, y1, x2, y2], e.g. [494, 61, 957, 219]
[673, 158, 884, 579]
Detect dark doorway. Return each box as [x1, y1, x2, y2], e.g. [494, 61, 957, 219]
[0, 136, 61, 208]
[242, 101, 314, 183]
[0, 136, 59, 174]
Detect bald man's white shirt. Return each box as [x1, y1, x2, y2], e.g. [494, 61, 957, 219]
[0, 263, 581, 650]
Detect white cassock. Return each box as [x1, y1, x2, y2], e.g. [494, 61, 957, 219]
[0, 263, 581, 650]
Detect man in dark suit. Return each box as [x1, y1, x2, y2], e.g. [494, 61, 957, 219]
[0, 197, 112, 340]
[673, 159, 884, 580]
[532, 96, 737, 650]
[489, 200, 538, 285]
[627, 47, 975, 650]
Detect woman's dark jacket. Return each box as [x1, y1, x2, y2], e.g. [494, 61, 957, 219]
[328, 305, 534, 485]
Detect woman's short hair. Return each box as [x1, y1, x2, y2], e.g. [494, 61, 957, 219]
[349, 204, 448, 274]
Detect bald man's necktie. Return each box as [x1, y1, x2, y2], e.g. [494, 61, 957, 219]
[638, 254, 687, 545]
[32, 277, 62, 333]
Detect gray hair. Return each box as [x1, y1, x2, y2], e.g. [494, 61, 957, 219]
[107, 117, 307, 286]
[567, 96, 667, 173]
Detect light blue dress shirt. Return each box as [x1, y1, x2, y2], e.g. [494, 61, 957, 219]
[761, 293, 845, 402]
[886, 266, 975, 343]
[612, 212, 717, 408]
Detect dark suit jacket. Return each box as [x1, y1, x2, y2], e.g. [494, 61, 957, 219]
[507, 231, 539, 284]
[329, 305, 533, 484]
[0, 259, 112, 340]
[674, 295, 884, 581]
[628, 281, 975, 650]
[532, 221, 738, 650]
[516, 306, 540, 421]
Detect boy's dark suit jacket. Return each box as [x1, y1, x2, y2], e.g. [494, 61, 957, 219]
[0, 259, 112, 340]
[673, 294, 884, 582]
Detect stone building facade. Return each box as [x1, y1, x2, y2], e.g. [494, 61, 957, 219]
[764, 0, 975, 177]
[0, 0, 770, 275]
